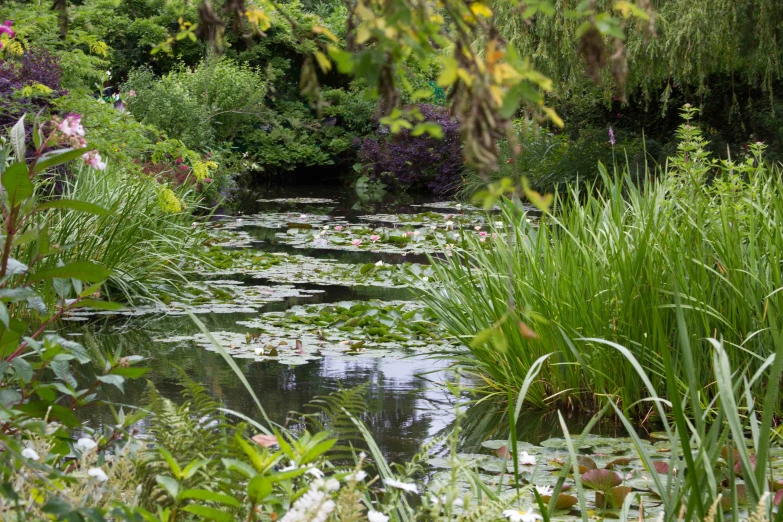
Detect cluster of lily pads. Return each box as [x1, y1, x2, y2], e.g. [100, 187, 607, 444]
[428, 434, 780, 520]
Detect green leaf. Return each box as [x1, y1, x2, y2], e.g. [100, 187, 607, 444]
[182, 505, 234, 522]
[35, 199, 111, 216]
[155, 475, 180, 500]
[72, 299, 124, 311]
[2, 162, 33, 206]
[0, 302, 9, 328]
[180, 489, 241, 507]
[247, 475, 272, 503]
[5, 258, 28, 277]
[12, 358, 33, 384]
[28, 261, 110, 284]
[181, 458, 210, 480]
[97, 374, 125, 392]
[10, 115, 26, 162]
[411, 122, 444, 139]
[32, 147, 92, 175]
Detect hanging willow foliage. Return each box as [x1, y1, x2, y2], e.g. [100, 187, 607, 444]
[492, 0, 782, 106]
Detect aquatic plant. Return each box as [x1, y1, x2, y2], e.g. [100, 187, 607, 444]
[424, 114, 783, 417]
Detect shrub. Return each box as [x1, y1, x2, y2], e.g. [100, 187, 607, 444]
[356, 104, 462, 197]
[0, 48, 65, 127]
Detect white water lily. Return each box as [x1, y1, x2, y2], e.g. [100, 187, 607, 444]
[323, 225, 330, 230]
[384, 478, 419, 493]
[456, 204, 462, 210]
[367, 510, 389, 522]
[534, 485, 553, 496]
[445, 220, 454, 228]
[88, 467, 109, 482]
[76, 438, 97, 451]
[21, 448, 40, 460]
[518, 451, 537, 466]
[502, 509, 543, 522]
[375, 260, 383, 266]
[254, 346, 264, 356]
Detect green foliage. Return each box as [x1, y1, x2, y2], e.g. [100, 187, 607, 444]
[425, 112, 783, 417]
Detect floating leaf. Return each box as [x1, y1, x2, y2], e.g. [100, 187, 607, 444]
[595, 485, 632, 508]
[541, 493, 579, 510]
[581, 469, 622, 490]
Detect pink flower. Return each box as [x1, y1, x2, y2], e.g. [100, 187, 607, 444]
[334, 225, 343, 231]
[474, 225, 482, 231]
[406, 231, 414, 236]
[370, 235, 380, 243]
[0, 20, 14, 39]
[128, 90, 137, 97]
[58, 114, 85, 139]
[479, 231, 487, 238]
[82, 150, 106, 171]
[351, 239, 361, 247]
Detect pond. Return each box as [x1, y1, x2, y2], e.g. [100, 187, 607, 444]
[65, 185, 621, 463]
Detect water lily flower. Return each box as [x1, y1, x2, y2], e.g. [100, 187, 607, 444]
[474, 225, 482, 231]
[82, 151, 106, 171]
[370, 235, 380, 243]
[413, 231, 420, 237]
[406, 231, 414, 236]
[323, 225, 330, 230]
[375, 260, 383, 266]
[534, 485, 553, 496]
[88, 467, 109, 482]
[368, 511, 389, 522]
[334, 225, 343, 231]
[76, 438, 98, 451]
[21, 448, 39, 460]
[383, 478, 419, 493]
[445, 220, 454, 228]
[429, 225, 436, 230]
[456, 203, 462, 210]
[299, 214, 307, 219]
[352, 239, 361, 247]
[345, 470, 367, 482]
[519, 451, 537, 466]
[502, 509, 542, 522]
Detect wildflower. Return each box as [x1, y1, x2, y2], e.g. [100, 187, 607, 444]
[306, 467, 325, 479]
[82, 151, 106, 171]
[502, 509, 543, 522]
[445, 220, 454, 229]
[128, 90, 136, 97]
[456, 203, 462, 210]
[0, 20, 15, 39]
[88, 467, 109, 482]
[58, 114, 86, 147]
[495, 221, 504, 227]
[474, 225, 481, 231]
[608, 126, 616, 146]
[76, 438, 97, 451]
[370, 235, 380, 243]
[479, 231, 487, 238]
[368, 511, 389, 522]
[519, 451, 536, 466]
[21, 448, 39, 460]
[280, 480, 336, 522]
[492, 233, 498, 239]
[384, 478, 419, 494]
[334, 225, 343, 231]
[534, 485, 553, 496]
[375, 260, 383, 267]
[345, 470, 367, 482]
[352, 239, 361, 247]
[430, 495, 464, 507]
[359, 452, 367, 460]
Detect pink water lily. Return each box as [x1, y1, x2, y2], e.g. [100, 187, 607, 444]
[351, 239, 361, 247]
[334, 225, 343, 231]
[370, 235, 380, 243]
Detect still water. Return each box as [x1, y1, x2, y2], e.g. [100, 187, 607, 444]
[68, 185, 622, 461]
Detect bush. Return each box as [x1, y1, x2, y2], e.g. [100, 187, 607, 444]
[356, 104, 462, 197]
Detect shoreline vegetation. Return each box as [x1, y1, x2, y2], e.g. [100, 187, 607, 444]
[2, 0, 783, 520]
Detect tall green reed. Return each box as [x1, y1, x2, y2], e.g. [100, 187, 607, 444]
[32, 164, 205, 303]
[424, 148, 783, 419]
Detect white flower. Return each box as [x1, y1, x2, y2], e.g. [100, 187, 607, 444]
[534, 485, 553, 496]
[445, 220, 454, 228]
[429, 495, 464, 507]
[359, 452, 367, 460]
[21, 448, 40, 460]
[345, 470, 367, 482]
[384, 478, 419, 493]
[453, 233, 460, 240]
[76, 438, 97, 451]
[474, 225, 482, 231]
[495, 221, 504, 227]
[413, 231, 420, 236]
[280, 462, 297, 472]
[429, 225, 436, 230]
[502, 509, 543, 522]
[299, 214, 307, 219]
[323, 225, 330, 230]
[281, 483, 336, 522]
[306, 467, 325, 479]
[367, 510, 389, 522]
[88, 467, 109, 482]
[375, 260, 383, 266]
[519, 451, 537, 466]
[422, 277, 429, 282]
[456, 204, 462, 210]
